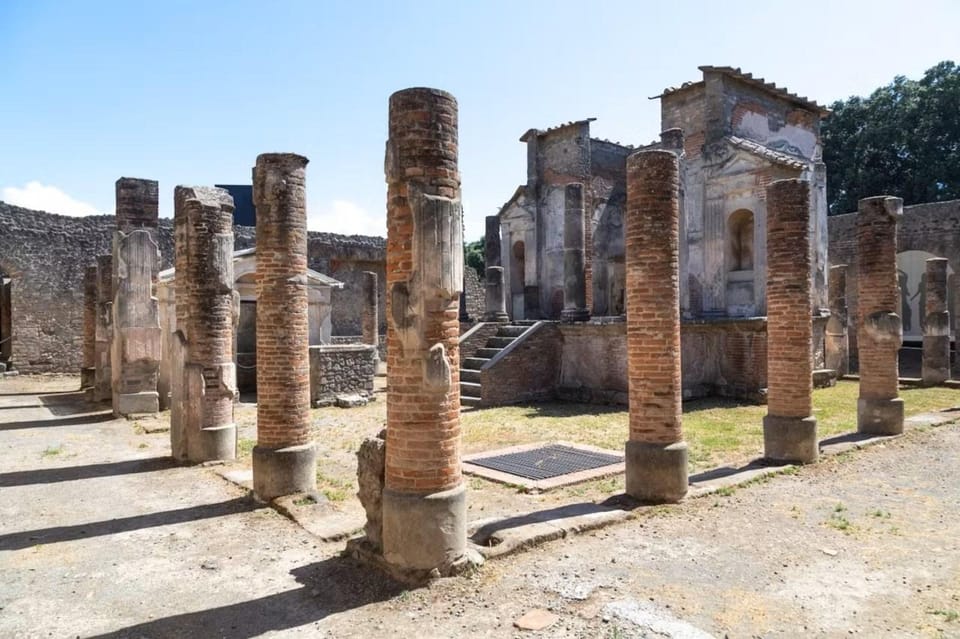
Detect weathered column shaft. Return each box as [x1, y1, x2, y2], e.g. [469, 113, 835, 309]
[922, 257, 950, 385]
[252, 153, 315, 500]
[763, 179, 818, 463]
[561, 183, 590, 322]
[826, 264, 849, 376]
[857, 196, 904, 434]
[81, 266, 98, 392]
[171, 186, 237, 463]
[111, 178, 161, 416]
[382, 87, 468, 573]
[484, 215, 502, 268]
[483, 266, 509, 322]
[94, 255, 113, 403]
[624, 150, 687, 503]
[362, 270, 379, 353]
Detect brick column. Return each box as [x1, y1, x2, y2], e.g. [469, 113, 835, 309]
[561, 183, 590, 322]
[382, 87, 470, 574]
[252, 153, 316, 500]
[826, 264, 849, 376]
[763, 179, 818, 463]
[81, 265, 97, 394]
[857, 196, 904, 434]
[94, 255, 113, 402]
[362, 271, 379, 358]
[624, 150, 687, 503]
[922, 257, 950, 385]
[111, 178, 161, 416]
[171, 186, 237, 463]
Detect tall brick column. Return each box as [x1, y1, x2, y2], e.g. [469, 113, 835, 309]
[763, 179, 818, 463]
[857, 196, 904, 435]
[94, 255, 113, 403]
[561, 183, 590, 322]
[826, 264, 849, 376]
[111, 178, 161, 416]
[624, 150, 687, 503]
[483, 215, 509, 322]
[81, 265, 98, 394]
[362, 271, 379, 358]
[382, 87, 470, 574]
[922, 257, 950, 385]
[252, 153, 316, 500]
[171, 186, 237, 463]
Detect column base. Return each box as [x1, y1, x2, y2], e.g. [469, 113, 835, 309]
[857, 397, 904, 435]
[624, 440, 688, 504]
[381, 483, 467, 573]
[252, 443, 317, 502]
[199, 423, 237, 462]
[560, 308, 591, 323]
[115, 391, 159, 416]
[922, 335, 950, 386]
[481, 312, 510, 323]
[763, 415, 818, 464]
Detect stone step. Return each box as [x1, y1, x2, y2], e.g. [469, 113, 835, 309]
[462, 357, 490, 370]
[497, 325, 528, 338]
[460, 381, 482, 396]
[461, 395, 482, 407]
[476, 347, 503, 359]
[460, 369, 481, 383]
[486, 336, 516, 348]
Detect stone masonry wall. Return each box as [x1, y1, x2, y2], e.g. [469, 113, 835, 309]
[309, 344, 377, 405]
[479, 323, 562, 406]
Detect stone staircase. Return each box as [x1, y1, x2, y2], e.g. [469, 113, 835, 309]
[460, 321, 537, 408]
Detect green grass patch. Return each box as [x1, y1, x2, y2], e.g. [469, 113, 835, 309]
[237, 438, 256, 458]
[930, 609, 959, 623]
[42, 444, 63, 458]
[316, 469, 353, 502]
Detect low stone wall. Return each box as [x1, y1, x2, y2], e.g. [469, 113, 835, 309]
[681, 318, 768, 402]
[458, 322, 501, 361]
[330, 335, 386, 361]
[557, 318, 629, 404]
[309, 344, 377, 406]
[480, 322, 562, 406]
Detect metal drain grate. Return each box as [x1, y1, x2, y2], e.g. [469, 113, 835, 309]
[468, 444, 623, 481]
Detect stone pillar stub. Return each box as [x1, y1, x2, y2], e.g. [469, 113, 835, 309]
[362, 271, 379, 358]
[856, 196, 904, 435]
[922, 257, 950, 385]
[483, 266, 509, 322]
[252, 154, 316, 500]
[826, 264, 849, 376]
[81, 265, 98, 394]
[561, 183, 590, 323]
[380, 87, 473, 577]
[624, 149, 687, 503]
[763, 179, 818, 464]
[171, 185, 237, 464]
[94, 255, 113, 403]
[484, 215, 502, 268]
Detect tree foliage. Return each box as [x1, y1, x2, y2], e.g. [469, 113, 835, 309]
[464, 238, 484, 278]
[823, 61, 960, 214]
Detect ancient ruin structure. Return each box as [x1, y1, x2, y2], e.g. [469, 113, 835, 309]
[81, 265, 97, 393]
[922, 257, 950, 385]
[362, 270, 379, 355]
[251, 153, 316, 501]
[111, 178, 161, 416]
[825, 265, 849, 376]
[561, 183, 590, 322]
[169, 186, 237, 463]
[378, 87, 472, 575]
[624, 149, 687, 503]
[94, 254, 113, 403]
[763, 179, 817, 463]
[482, 216, 509, 322]
[856, 196, 904, 435]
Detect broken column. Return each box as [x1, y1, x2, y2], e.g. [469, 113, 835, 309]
[561, 183, 590, 322]
[482, 214, 509, 322]
[362, 270, 379, 358]
[111, 178, 161, 416]
[763, 179, 818, 464]
[81, 265, 97, 395]
[381, 87, 472, 575]
[171, 186, 237, 463]
[93, 255, 113, 403]
[624, 149, 687, 503]
[252, 153, 316, 500]
[857, 196, 904, 435]
[922, 257, 950, 385]
[825, 264, 849, 376]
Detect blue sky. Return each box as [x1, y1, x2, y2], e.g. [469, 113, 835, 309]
[1, 0, 957, 240]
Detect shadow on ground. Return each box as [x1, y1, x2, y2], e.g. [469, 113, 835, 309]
[0, 456, 175, 487]
[0, 410, 114, 432]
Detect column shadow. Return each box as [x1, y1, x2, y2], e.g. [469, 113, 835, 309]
[0, 411, 114, 432]
[0, 456, 174, 487]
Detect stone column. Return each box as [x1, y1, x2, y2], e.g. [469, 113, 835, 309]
[763, 179, 818, 463]
[252, 153, 316, 500]
[111, 178, 161, 416]
[485, 215, 501, 268]
[922, 257, 950, 385]
[94, 255, 113, 403]
[362, 271, 379, 357]
[561, 183, 590, 322]
[171, 186, 237, 463]
[825, 264, 849, 376]
[857, 196, 904, 435]
[482, 215, 509, 322]
[81, 266, 97, 394]
[382, 87, 471, 575]
[624, 150, 687, 503]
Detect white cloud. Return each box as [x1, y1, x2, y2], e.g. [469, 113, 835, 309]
[2, 181, 102, 216]
[308, 199, 385, 237]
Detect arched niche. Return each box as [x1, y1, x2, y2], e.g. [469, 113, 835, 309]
[726, 209, 756, 316]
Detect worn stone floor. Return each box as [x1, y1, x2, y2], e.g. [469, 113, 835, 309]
[2, 375, 959, 638]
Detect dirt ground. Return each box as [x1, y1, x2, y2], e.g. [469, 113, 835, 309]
[2, 374, 959, 638]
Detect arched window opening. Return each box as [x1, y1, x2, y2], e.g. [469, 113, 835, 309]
[727, 209, 754, 272]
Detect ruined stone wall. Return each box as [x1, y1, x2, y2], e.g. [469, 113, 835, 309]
[309, 344, 376, 405]
[307, 233, 386, 337]
[589, 140, 630, 316]
[479, 323, 562, 406]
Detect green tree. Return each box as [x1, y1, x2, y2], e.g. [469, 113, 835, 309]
[464, 238, 484, 278]
[823, 61, 960, 214]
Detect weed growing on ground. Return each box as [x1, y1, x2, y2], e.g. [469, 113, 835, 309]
[714, 486, 736, 497]
[316, 470, 353, 502]
[237, 438, 256, 458]
[41, 444, 63, 458]
[930, 609, 959, 623]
